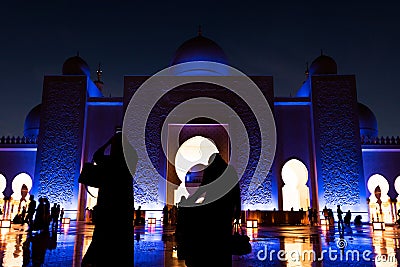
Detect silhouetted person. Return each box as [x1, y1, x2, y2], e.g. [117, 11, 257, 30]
[50, 203, 60, 231]
[344, 210, 351, 226]
[135, 206, 143, 225]
[34, 197, 44, 231]
[328, 209, 334, 226]
[176, 196, 187, 260]
[81, 132, 136, 267]
[21, 184, 28, 201]
[44, 198, 50, 230]
[163, 204, 169, 225]
[26, 195, 37, 232]
[170, 204, 178, 225]
[313, 209, 318, 226]
[59, 207, 64, 225]
[337, 205, 344, 232]
[322, 205, 329, 221]
[180, 153, 241, 267]
[354, 215, 362, 226]
[308, 207, 313, 225]
[35, 197, 51, 232]
[20, 206, 27, 225]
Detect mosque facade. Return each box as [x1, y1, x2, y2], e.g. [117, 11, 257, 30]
[0, 32, 399, 223]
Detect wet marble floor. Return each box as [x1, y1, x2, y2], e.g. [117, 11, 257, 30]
[0, 220, 399, 266]
[0, 221, 93, 267]
[135, 222, 400, 267]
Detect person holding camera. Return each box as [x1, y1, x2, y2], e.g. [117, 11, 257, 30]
[81, 132, 137, 267]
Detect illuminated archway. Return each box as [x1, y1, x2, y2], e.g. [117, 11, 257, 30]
[8, 173, 33, 219]
[173, 135, 219, 205]
[394, 176, 400, 223]
[11, 173, 33, 201]
[367, 174, 391, 223]
[394, 176, 400, 202]
[281, 159, 310, 211]
[0, 174, 6, 199]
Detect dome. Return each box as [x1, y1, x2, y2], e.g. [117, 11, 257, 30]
[170, 34, 228, 66]
[358, 102, 378, 138]
[24, 104, 41, 138]
[309, 54, 337, 75]
[62, 55, 90, 76]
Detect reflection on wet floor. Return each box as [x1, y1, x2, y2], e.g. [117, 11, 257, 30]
[0, 220, 400, 266]
[0, 221, 94, 267]
[135, 222, 400, 267]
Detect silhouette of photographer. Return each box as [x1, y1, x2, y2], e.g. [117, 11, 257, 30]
[81, 132, 137, 267]
[179, 153, 241, 267]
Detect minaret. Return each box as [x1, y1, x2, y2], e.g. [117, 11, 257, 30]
[94, 62, 104, 94]
[305, 62, 309, 80]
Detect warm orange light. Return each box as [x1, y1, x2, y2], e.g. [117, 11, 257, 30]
[320, 219, 329, 226]
[373, 222, 385, 231]
[0, 220, 11, 228]
[246, 219, 258, 228]
[62, 218, 71, 224]
[148, 218, 156, 224]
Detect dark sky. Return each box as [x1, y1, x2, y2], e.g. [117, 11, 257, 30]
[1, 1, 399, 137]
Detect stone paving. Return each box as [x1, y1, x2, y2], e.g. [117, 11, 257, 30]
[0, 220, 399, 266]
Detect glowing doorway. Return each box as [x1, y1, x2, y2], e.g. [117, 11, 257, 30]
[166, 123, 230, 206]
[281, 159, 310, 211]
[11, 173, 33, 201]
[0, 174, 6, 199]
[174, 135, 219, 204]
[367, 174, 391, 223]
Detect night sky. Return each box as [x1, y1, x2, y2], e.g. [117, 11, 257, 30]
[1, 1, 399, 137]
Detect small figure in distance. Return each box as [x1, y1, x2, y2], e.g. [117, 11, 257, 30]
[307, 207, 313, 226]
[354, 215, 362, 227]
[337, 205, 345, 232]
[163, 204, 169, 226]
[344, 210, 351, 227]
[25, 195, 37, 232]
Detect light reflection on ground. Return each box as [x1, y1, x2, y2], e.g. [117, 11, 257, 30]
[0, 221, 93, 267]
[135, 222, 400, 267]
[0, 220, 399, 266]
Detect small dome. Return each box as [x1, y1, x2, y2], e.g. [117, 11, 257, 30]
[24, 104, 41, 138]
[309, 54, 337, 75]
[62, 55, 90, 76]
[358, 102, 378, 138]
[170, 34, 228, 66]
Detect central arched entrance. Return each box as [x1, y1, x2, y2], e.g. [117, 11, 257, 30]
[281, 159, 310, 211]
[166, 123, 230, 206]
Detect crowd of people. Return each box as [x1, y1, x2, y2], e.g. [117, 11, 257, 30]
[7, 194, 64, 233]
